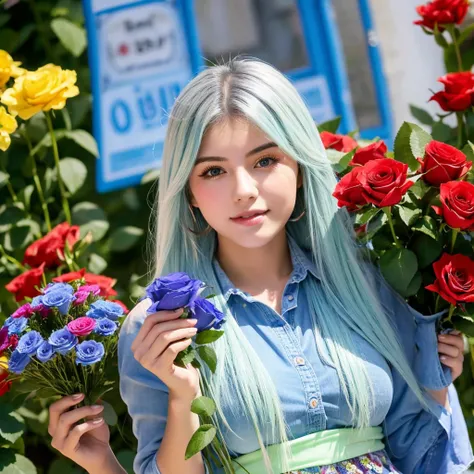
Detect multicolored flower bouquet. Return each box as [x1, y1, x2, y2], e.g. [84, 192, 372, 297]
[0, 278, 126, 406]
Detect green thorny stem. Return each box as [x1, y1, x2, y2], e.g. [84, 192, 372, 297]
[45, 112, 71, 224]
[451, 228, 460, 253]
[456, 112, 466, 149]
[447, 25, 464, 72]
[384, 207, 402, 248]
[21, 128, 52, 232]
[447, 304, 456, 323]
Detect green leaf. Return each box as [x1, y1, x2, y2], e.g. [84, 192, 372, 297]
[410, 234, 442, 269]
[140, 168, 160, 185]
[191, 396, 217, 417]
[59, 158, 87, 195]
[332, 149, 356, 174]
[47, 458, 83, 474]
[101, 401, 117, 426]
[407, 180, 429, 200]
[405, 271, 422, 297]
[17, 186, 34, 211]
[409, 105, 434, 126]
[355, 207, 380, 226]
[398, 206, 422, 227]
[185, 425, 216, 460]
[412, 215, 438, 240]
[364, 211, 388, 241]
[433, 24, 449, 48]
[458, 23, 474, 45]
[109, 226, 144, 252]
[452, 315, 474, 337]
[64, 130, 99, 157]
[0, 171, 9, 190]
[0, 404, 24, 444]
[379, 248, 418, 296]
[394, 122, 431, 171]
[0, 15, 11, 29]
[462, 141, 474, 163]
[115, 451, 135, 474]
[50, 18, 87, 57]
[0, 205, 25, 233]
[3, 223, 38, 252]
[195, 330, 225, 345]
[432, 122, 453, 142]
[88, 253, 108, 274]
[317, 117, 341, 134]
[69, 94, 92, 129]
[0, 450, 36, 473]
[72, 202, 109, 241]
[197, 345, 217, 374]
[325, 148, 346, 165]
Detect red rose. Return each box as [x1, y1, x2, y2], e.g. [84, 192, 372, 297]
[430, 72, 474, 112]
[53, 269, 117, 297]
[5, 263, 45, 302]
[433, 181, 474, 230]
[426, 253, 474, 305]
[333, 167, 368, 211]
[320, 131, 358, 153]
[23, 222, 80, 268]
[420, 140, 472, 186]
[349, 141, 388, 167]
[414, 0, 469, 31]
[358, 159, 414, 207]
[0, 371, 11, 397]
[9, 335, 19, 350]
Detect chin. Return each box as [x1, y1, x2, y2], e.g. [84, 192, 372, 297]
[218, 224, 286, 249]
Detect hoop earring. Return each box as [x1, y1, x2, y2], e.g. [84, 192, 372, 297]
[288, 209, 306, 222]
[186, 204, 212, 235]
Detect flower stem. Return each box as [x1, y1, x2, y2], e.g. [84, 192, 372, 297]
[448, 304, 456, 322]
[21, 128, 52, 232]
[45, 112, 71, 224]
[384, 207, 402, 248]
[0, 244, 27, 271]
[456, 112, 465, 149]
[0, 163, 18, 202]
[451, 228, 459, 253]
[447, 25, 464, 72]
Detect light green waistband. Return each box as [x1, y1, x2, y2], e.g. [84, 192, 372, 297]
[232, 426, 384, 474]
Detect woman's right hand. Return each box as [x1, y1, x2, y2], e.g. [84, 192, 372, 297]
[131, 307, 200, 403]
[48, 394, 116, 473]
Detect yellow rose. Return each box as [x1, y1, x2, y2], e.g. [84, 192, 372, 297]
[0, 355, 7, 372]
[0, 50, 25, 91]
[1, 63, 79, 120]
[0, 105, 17, 151]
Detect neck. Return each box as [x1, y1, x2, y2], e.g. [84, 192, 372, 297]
[216, 230, 293, 291]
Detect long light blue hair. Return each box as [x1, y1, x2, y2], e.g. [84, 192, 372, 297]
[149, 58, 426, 472]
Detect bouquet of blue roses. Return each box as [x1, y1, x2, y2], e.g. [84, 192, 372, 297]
[144, 272, 239, 473]
[0, 279, 126, 407]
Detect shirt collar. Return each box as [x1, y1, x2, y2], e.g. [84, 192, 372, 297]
[212, 233, 320, 303]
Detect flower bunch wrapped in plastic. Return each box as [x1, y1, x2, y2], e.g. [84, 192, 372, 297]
[0, 278, 126, 405]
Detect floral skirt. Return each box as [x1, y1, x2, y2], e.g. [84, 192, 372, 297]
[285, 450, 401, 474]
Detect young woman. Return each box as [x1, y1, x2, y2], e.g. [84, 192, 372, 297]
[47, 59, 473, 474]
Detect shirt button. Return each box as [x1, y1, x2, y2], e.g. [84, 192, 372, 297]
[309, 398, 318, 409]
[287, 295, 294, 301]
[294, 357, 305, 366]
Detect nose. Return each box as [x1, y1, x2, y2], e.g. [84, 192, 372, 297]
[233, 168, 258, 202]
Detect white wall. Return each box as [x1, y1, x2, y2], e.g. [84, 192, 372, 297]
[369, 0, 446, 132]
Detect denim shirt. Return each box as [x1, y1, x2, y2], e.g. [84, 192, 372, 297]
[118, 236, 473, 474]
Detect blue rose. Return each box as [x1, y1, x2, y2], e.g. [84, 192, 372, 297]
[4, 316, 28, 335]
[42, 289, 75, 315]
[75, 340, 105, 366]
[30, 295, 44, 309]
[86, 300, 124, 321]
[93, 318, 118, 336]
[36, 341, 55, 363]
[145, 272, 204, 312]
[9, 350, 31, 374]
[44, 283, 74, 294]
[17, 330, 44, 355]
[48, 328, 78, 354]
[190, 297, 225, 332]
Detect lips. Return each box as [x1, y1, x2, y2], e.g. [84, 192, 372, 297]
[231, 210, 268, 220]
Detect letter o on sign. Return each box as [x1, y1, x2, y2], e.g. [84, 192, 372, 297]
[111, 100, 132, 133]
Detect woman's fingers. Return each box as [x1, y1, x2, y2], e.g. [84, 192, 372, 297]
[51, 405, 104, 449]
[140, 318, 197, 351]
[49, 393, 85, 436]
[161, 338, 194, 367]
[62, 418, 105, 453]
[438, 342, 461, 358]
[131, 308, 184, 352]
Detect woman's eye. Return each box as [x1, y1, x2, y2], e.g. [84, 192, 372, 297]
[201, 167, 223, 178]
[256, 157, 277, 168]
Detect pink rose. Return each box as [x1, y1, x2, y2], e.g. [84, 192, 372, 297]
[11, 303, 34, 319]
[74, 284, 101, 305]
[67, 317, 96, 336]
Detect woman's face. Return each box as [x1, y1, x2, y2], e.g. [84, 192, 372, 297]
[188, 118, 302, 249]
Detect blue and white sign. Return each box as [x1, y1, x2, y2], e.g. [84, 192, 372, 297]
[83, 0, 196, 192]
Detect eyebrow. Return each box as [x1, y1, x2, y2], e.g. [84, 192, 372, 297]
[195, 142, 278, 166]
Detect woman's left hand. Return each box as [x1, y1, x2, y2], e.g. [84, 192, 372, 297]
[438, 330, 465, 382]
